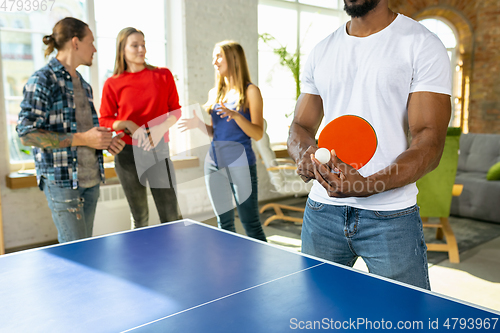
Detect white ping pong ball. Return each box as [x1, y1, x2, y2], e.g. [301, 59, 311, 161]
[315, 148, 331, 164]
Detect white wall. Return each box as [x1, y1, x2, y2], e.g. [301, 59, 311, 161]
[1, 0, 288, 250]
[182, 0, 259, 105]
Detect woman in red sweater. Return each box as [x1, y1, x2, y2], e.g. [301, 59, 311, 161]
[100, 27, 181, 228]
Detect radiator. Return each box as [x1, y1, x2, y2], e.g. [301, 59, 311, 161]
[92, 184, 160, 237]
[93, 181, 216, 236]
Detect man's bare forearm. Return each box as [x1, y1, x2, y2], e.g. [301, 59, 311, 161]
[286, 94, 324, 182]
[287, 94, 324, 162]
[370, 91, 452, 192]
[369, 130, 445, 193]
[287, 121, 317, 162]
[20, 130, 73, 149]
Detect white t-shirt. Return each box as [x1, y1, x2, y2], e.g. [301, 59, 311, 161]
[301, 14, 452, 211]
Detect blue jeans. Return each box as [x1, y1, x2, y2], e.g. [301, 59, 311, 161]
[41, 177, 100, 243]
[204, 162, 266, 242]
[301, 198, 430, 289]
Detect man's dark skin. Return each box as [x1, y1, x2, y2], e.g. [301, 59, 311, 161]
[287, 0, 451, 198]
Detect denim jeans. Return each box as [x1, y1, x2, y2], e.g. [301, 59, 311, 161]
[41, 177, 100, 243]
[114, 144, 180, 229]
[301, 198, 430, 289]
[204, 162, 267, 242]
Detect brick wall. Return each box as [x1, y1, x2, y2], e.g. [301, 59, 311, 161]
[390, 0, 500, 134]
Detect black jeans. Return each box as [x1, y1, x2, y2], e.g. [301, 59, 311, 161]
[114, 143, 180, 228]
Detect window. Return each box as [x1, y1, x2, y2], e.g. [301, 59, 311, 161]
[94, 0, 188, 155]
[0, 1, 87, 168]
[0, 0, 173, 170]
[419, 18, 461, 128]
[93, 0, 166, 90]
[258, 0, 348, 143]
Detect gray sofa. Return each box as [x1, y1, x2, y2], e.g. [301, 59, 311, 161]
[450, 133, 500, 223]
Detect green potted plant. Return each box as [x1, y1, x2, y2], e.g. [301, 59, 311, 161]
[259, 33, 301, 118]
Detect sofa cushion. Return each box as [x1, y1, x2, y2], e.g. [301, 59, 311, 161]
[458, 133, 500, 173]
[487, 162, 500, 181]
[456, 171, 490, 180]
[452, 172, 500, 223]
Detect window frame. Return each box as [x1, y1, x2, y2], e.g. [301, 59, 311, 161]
[0, 2, 91, 172]
[1, 0, 175, 172]
[418, 16, 461, 128]
[258, 0, 348, 144]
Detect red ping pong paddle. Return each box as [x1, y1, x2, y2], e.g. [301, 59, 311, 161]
[318, 115, 377, 170]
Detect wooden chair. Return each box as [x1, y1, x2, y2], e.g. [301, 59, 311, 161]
[254, 121, 312, 226]
[258, 158, 307, 226]
[420, 184, 463, 263]
[417, 128, 461, 263]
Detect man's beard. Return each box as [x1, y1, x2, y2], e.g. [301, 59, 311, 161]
[344, 0, 381, 18]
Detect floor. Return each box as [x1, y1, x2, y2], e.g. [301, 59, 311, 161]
[202, 199, 500, 314]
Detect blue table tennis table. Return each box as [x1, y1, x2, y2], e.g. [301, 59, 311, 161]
[0, 220, 498, 332]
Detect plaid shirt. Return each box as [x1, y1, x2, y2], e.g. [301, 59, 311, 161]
[17, 58, 104, 189]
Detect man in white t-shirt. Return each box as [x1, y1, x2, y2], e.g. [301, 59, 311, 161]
[287, 0, 451, 289]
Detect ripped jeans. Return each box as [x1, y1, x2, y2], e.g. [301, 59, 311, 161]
[41, 177, 100, 243]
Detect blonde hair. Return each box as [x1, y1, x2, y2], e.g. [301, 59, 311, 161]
[113, 27, 155, 76]
[206, 40, 252, 113]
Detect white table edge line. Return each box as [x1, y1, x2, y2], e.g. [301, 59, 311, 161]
[181, 221, 500, 315]
[120, 262, 326, 332]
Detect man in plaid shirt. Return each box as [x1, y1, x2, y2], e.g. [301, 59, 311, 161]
[17, 17, 125, 243]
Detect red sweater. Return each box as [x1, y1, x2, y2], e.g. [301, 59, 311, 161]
[99, 67, 181, 145]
